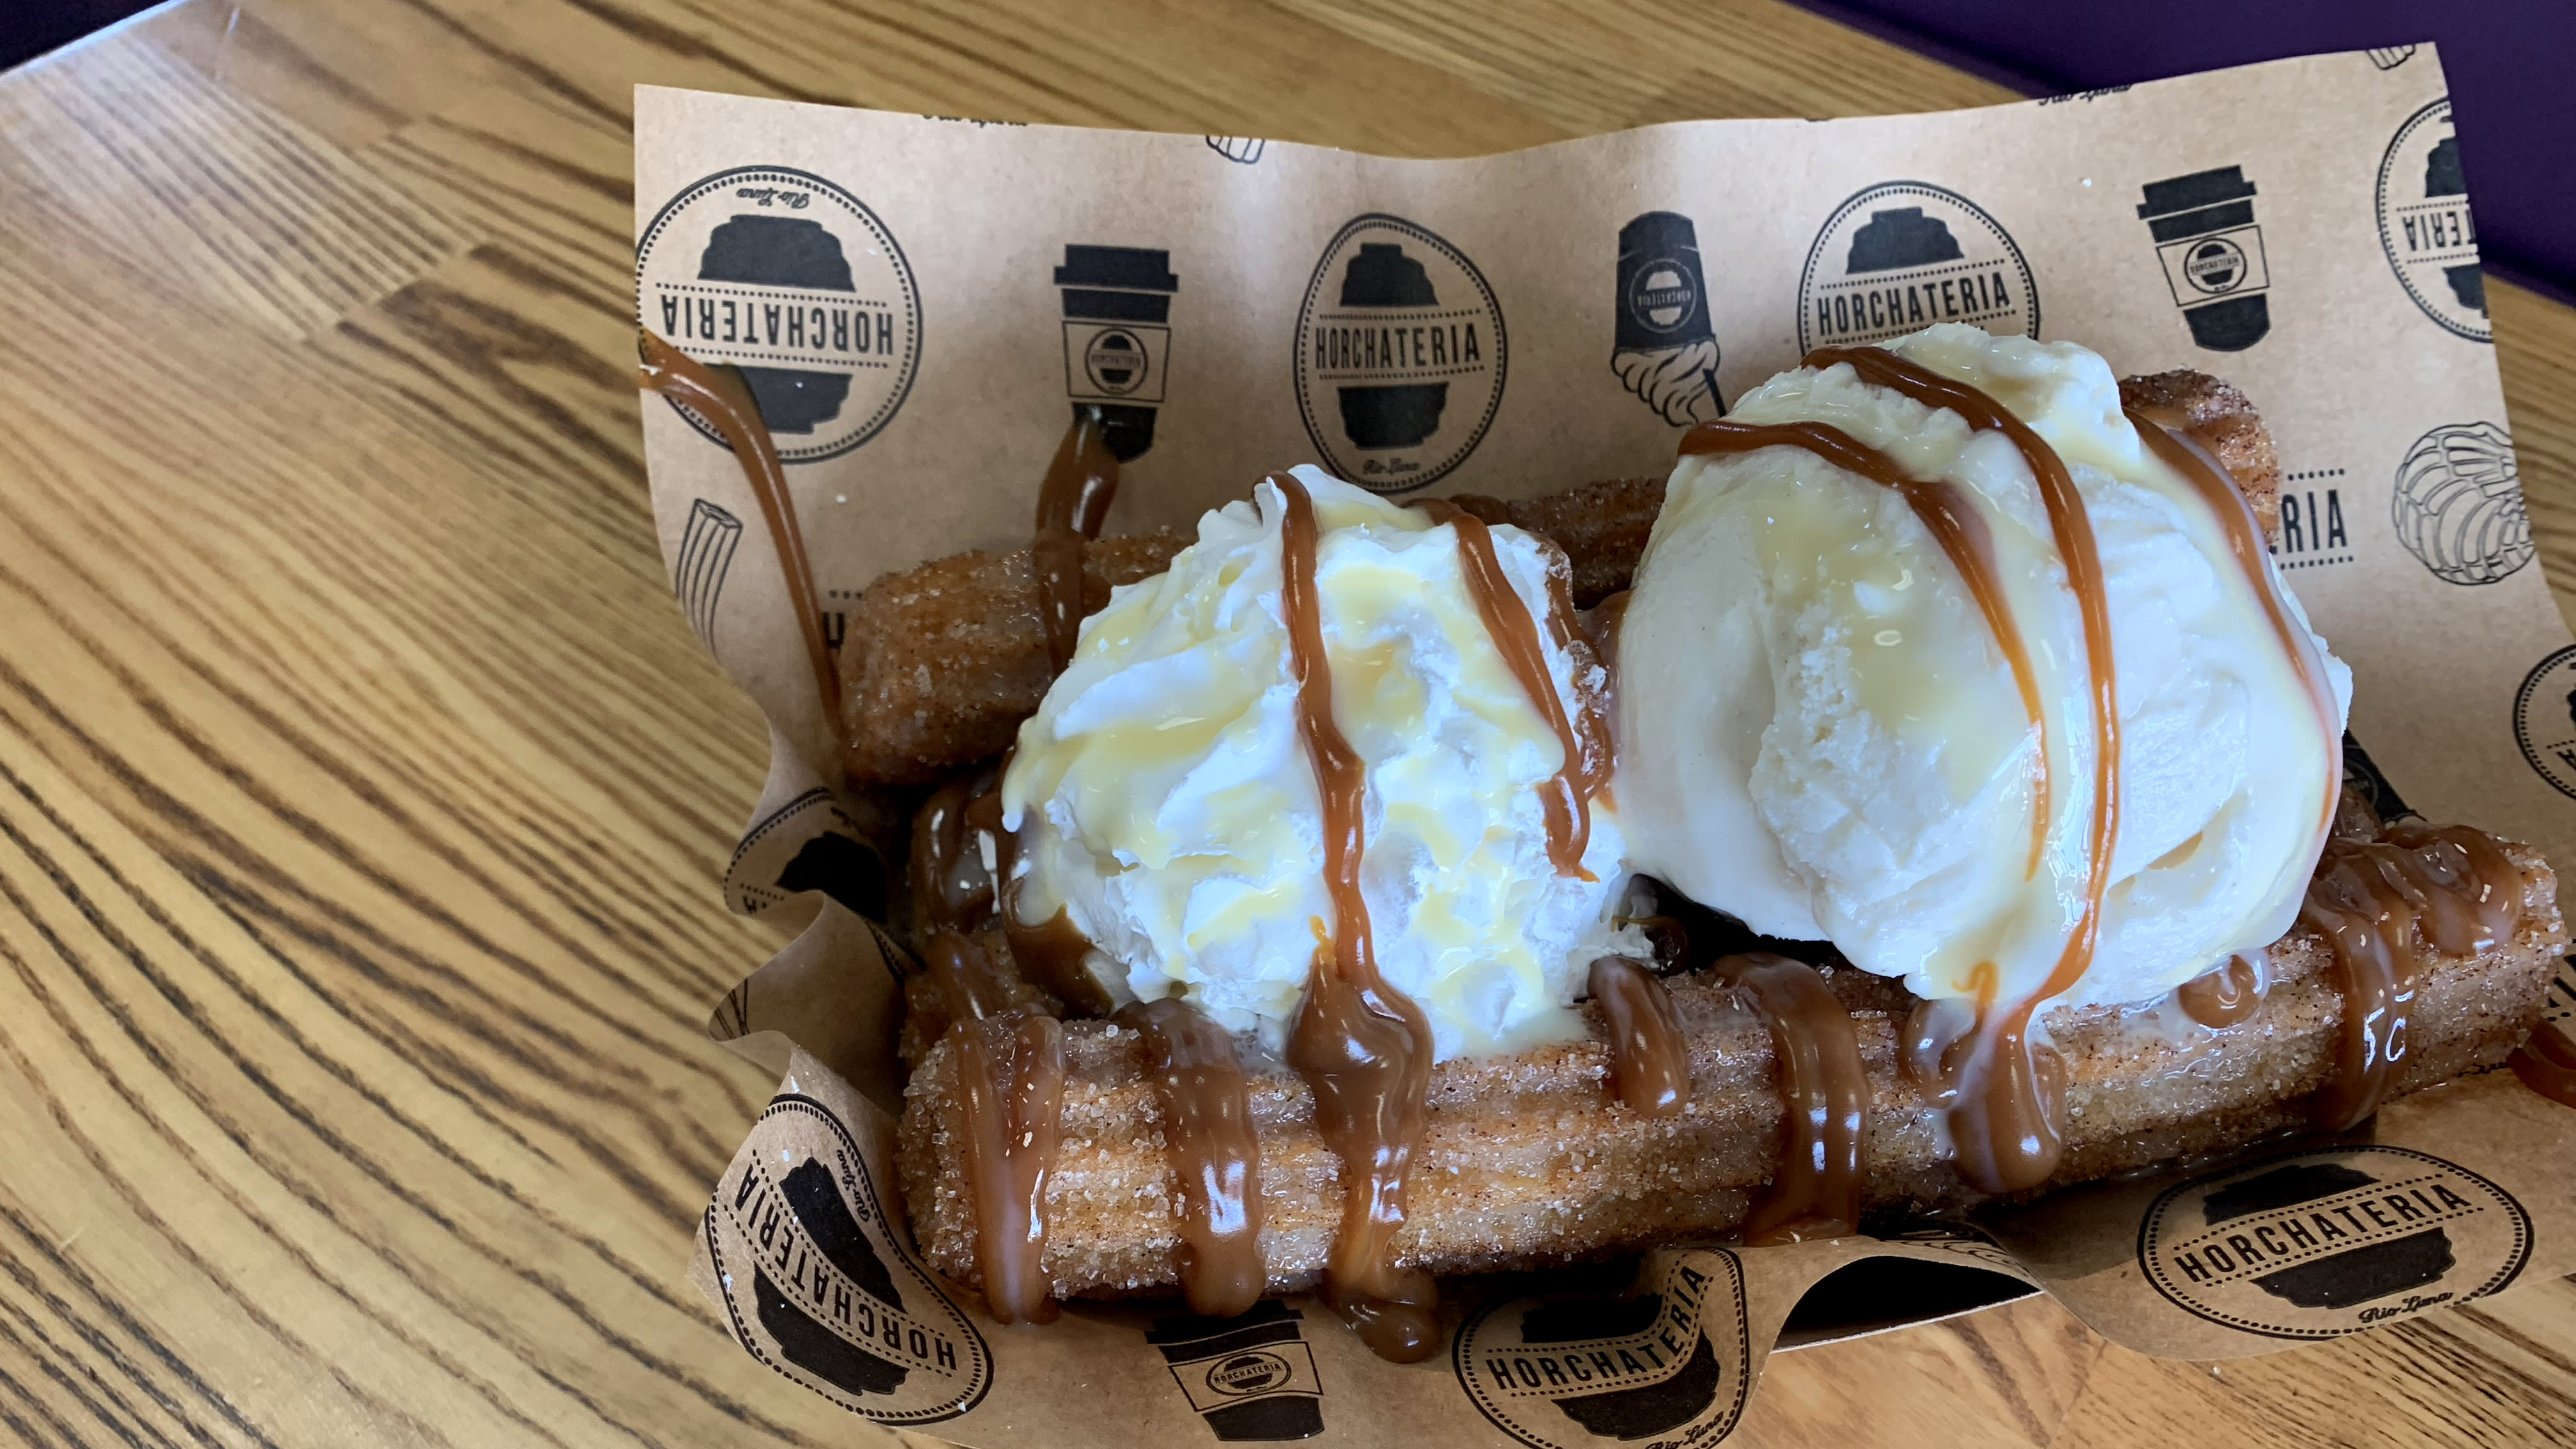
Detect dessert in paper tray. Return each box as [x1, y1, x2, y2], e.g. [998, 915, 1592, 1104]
[637, 49, 2576, 1448]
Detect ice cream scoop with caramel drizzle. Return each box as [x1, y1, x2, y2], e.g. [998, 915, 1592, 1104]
[1618, 323, 2356, 1192]
[1000, 466, 1639, 1061]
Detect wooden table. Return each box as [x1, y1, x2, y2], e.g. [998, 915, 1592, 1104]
[0, 1, 2569, 1445]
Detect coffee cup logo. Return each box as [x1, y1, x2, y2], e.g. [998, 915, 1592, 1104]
[1798, 182, 2037, 354]
[2138, 1147, 2530, 1340]
[2377, 98, 2488, 342]
[2391, 420, 2529, 585]
[703, 1096, 990, 1422]
[1453, 1250, 1751, 1449]
[1084, 330, 1149, 395]
[1610, 211, 1723, 425]
[2136, 165, 2271, 351]
[638, 167, 922, 461]
[1145, 1300, 1324, 1441]
[1057, 245, 1179, 461]
[1294, 214, 1506, 493]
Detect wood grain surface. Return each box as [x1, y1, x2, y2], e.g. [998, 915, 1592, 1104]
[0, 1, 2570, 1446]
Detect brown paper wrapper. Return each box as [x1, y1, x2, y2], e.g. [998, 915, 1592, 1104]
[637, 45, 2576, 1445]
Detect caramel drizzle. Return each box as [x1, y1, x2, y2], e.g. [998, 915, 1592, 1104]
[924, 927, 1023, 1020]
[977, 414, 1119, 976]
[1118, 997, 1268, 1317]
[1586, 589, 1632, 767]
[974, 768, 1117, 1018]
[2131, 406, 2527, 1124]
[1679, 417, 2049, 877]
[1721, 954, 1867, 1245]
[1034, 406, 1121, 672]
[1804, 345, 2120, 1197]
[2128, 410, 2343, 849]
[910, 760, 1117, 1016]
[1588, 956, 1690, 1116]
[1588, 586, 1632, 682]
[2301, 824, 2524, 1130]
[638, 330, 840, 728]
[1413, 498, 1611, 875]
[2175, 955, 2264, 1029]
[926, 930, 1066, 1324]
[642, 341, 1117, 1325]
[1004, 909, 1117, 1019]
[946, 411, 1114, 1318]
[1271, 472, 1443, 1363]
[2511, 1021, 2576, 1108]
[912, 763, 1003, 933]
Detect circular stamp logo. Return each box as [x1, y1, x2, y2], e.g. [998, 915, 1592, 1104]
[1080, 325, 1151, 396]
[1205, 1350, 1294, 1397]
[638, 166, 923, 462]
[1798, 182, 2037, 355]
[2513, 646, 2576, 801]
[1294, 213, 1506, 493]
[2391, 420, 2528, 585]
[2183, 236, 2251, 295]
[703, 1095, 990, 1423]
[1454, 1250, 1751, 1449]
[2137, 1146, 2530, 1340]
[1627, 257, 1699, 335]
[2377, 98, 2489, 343]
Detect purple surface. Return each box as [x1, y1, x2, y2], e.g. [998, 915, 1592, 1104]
[1786, 1, 2574, 305]
[2, 0, 162, 71]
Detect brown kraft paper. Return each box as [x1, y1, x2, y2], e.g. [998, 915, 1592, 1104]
[636, 45, 2576, 1448]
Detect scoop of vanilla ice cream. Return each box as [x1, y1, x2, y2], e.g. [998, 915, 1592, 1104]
[1003, 466, 1636, 1060]
[1616, 324, 2350, 1012]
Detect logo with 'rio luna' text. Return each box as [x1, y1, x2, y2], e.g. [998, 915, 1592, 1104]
[1293, 214, 1506, 494]
[2136, 1146, 2529, 1340]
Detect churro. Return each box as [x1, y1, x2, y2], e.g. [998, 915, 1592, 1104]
[1449, 476, 1666, 609]
[841, 533, 1188, 786]
[896, 821, 2561, 1301]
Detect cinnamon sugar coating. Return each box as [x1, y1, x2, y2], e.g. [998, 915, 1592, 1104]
[840, 532, 1186, 785]
[2119, 369, 2284, 542]
[898, 838, 2560, 1301]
